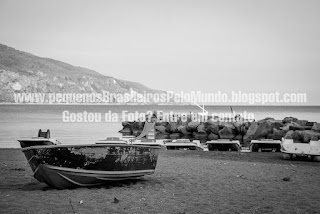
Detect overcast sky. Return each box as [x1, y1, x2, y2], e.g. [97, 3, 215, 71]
[0, 0, 319, 105]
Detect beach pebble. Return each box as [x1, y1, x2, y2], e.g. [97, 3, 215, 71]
[113, 197, 119, 203]
[283, 177, 291, 181]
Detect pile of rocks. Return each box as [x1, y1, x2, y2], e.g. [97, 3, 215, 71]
[119, 116, 320, 146]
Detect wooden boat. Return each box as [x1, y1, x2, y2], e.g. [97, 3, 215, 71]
[281, 136, 320, 161]
[20, 122, 161, 189]
[22, 144, 161, 189]
[206, 139, 241, 151]
[250, 139, 281, 152]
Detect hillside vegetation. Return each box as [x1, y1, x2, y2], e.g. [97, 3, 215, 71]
[0, 44, 161, 103]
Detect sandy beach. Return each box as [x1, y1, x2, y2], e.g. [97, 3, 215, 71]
[0, 149, 319, 214]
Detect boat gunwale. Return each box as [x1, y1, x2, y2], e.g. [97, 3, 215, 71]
[206, 141, 241, 145]
[18, 138, 57, 142]
[250, 140, 281, 145]
[22, 143, 162, 152]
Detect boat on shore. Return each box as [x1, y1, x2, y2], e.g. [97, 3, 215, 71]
[18, 129, 59, 148]
[281, 136, 320, 161]
[250, 139, 281, 152]
[95, 137, 128, 145]
[163, 139, 204, 150]
[22, 143, 160, 189]
[206, 139, 241, 151]
[19, 121, 161, 189]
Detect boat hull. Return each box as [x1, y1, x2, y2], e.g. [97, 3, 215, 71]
[22, 144, 160, 189]
[165, 143, 200, 150]
[281, 138, 320, 161]
[206, 140, 241, 151]
[250, 140, 281, 152]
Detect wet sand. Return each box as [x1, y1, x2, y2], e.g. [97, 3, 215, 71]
[0, 149, 319, 214]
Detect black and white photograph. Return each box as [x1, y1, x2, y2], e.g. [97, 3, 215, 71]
[0, 0, 319, 213]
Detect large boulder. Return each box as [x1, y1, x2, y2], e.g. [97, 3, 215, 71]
[243, 122, 259, 143]
[155, 125, 169, 134]
[252, 121, 273, 140]
[300, 130, 320, 143]
[280, 123, 291, 131]
[218, 127, 235, 139]
[272, 129, 287, 140]
[219, 122, 235, 130]
[180, 121, 189, 126]
[306, 122, 315, 127]
[292, 131, 303, 143]
[257, 117, 275, 124]
[289, 125, 312, 131]
[208, 133, 219, 141]
[122, 121, 131, 127]
[132, 130, 142, 137]
[267, 133, 275, 139]
[166, 122, 179, 133]
[312, 123, 320, 132]
[284, 130, 294, 138]
[233, 134, 243, 142]
[193, 132, 208, 143]
[119, 121, 133, 133]
[207, 119, 219, 126]
[131, 122, 144, 137]
[296, 120, 308, 127]
[132, 121, 144, 131]
[155, 122, 169, 127]
[180, 134, 193, 140]
[177, 125, 192, 135]
[197, 124, 207, 133]
[156, 133, 170, 139]
[282, 117, 298, 124]
[206, 124, 220, 135]
[258, 118, 283, 130]
[187, 122, 200, 132]
[270, 120, 283, 130]
[169, 133, 181, 139]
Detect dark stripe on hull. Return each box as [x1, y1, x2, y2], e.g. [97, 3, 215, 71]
[207, 143, 241, 151]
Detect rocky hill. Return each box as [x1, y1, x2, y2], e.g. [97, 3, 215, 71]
[0, 44, 162, 103]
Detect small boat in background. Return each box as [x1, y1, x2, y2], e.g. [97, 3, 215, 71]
[95, 137, 127, 145]
[281, 136, 320, 161]
[206, 139, 241, 151]
[250, 139, 281, 152]
[164, 139, 204, 150]
[18, 129, 60, 148]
